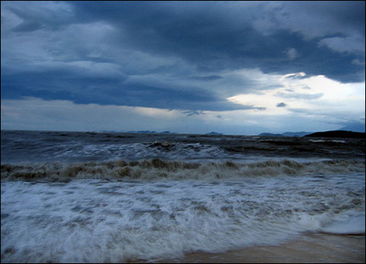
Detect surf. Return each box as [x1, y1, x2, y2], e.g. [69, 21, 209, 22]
[2, 158, 364, 181]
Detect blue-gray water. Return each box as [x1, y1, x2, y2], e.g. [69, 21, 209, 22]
[2, 130, 365, 163]
[1, 130, 365, 262]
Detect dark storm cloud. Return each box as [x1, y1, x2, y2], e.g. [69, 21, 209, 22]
[68, 1, 365, 80]
[191, 75, 223, 81]
[276, 102, 287, 108]
[183, 110, 204, 117]
[1, 1, 365, 112]
[1, 70, 251, 111]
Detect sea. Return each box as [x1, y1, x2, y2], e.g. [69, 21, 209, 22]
[1, 130, 365, 262]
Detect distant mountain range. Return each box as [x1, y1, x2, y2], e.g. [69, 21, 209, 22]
[125, 130, 172, 134]
[258, 131, 311, 137]
[205, 131, 223, 136]
[98, 127, 364, 138]
[339, 122, 365, 133]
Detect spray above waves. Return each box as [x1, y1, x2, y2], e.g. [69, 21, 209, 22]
[1, 159, 364, 182]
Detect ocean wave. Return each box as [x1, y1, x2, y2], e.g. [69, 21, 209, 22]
[1, 141, 229, 163]
[319, 212, 365, 235]
[3, 131, 365, 164]
[2, 159, 364, 181]
[1, 174, 364, 262]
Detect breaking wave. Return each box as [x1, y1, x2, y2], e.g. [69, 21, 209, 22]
[2, 131, 365, 263]
[2, 172, 364, 262]
[319, 213, 365, 235]
[2, 159, 364, 181]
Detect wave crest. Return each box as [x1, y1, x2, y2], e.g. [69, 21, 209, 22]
[2, 159, 364, 181]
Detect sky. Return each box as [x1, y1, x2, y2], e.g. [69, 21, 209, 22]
[1, 1, 365, 134]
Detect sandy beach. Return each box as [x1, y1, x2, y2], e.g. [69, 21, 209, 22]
[164, 233, 365, 263]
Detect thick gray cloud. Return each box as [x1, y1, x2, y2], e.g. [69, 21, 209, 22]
[69, 1, 364, 79]
[1, 1, 365, 114]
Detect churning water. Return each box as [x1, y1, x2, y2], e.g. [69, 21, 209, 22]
[1, 130, 365, 262]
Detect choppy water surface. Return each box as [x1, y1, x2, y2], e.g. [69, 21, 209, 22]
[1, 130, 365, 262]
[2, 130, 365, 163]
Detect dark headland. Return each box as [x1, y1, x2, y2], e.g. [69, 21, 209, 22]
[305, 130, 365, 138]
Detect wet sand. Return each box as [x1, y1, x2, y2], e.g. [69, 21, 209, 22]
[163, 233, 365, 263]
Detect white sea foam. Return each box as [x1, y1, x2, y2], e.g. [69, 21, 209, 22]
[51, 142, 228, 161]
[319, 211, 365, 234]
[2, 132, 365, 262]
[309, 139, 347, 143]
[1, 171, 364, 262]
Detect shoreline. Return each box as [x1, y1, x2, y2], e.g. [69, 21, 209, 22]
[160, 233, 365, 263]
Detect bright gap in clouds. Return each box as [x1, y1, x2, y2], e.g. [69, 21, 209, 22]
[227, 72, 365, 120]
[1, 70, 364, 134]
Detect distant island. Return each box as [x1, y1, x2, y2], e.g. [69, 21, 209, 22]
[125, 130, 171, 134]
[206, 131, 223, 136]
[305, 130, 365, 138]
[259, 131, 311, 137]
